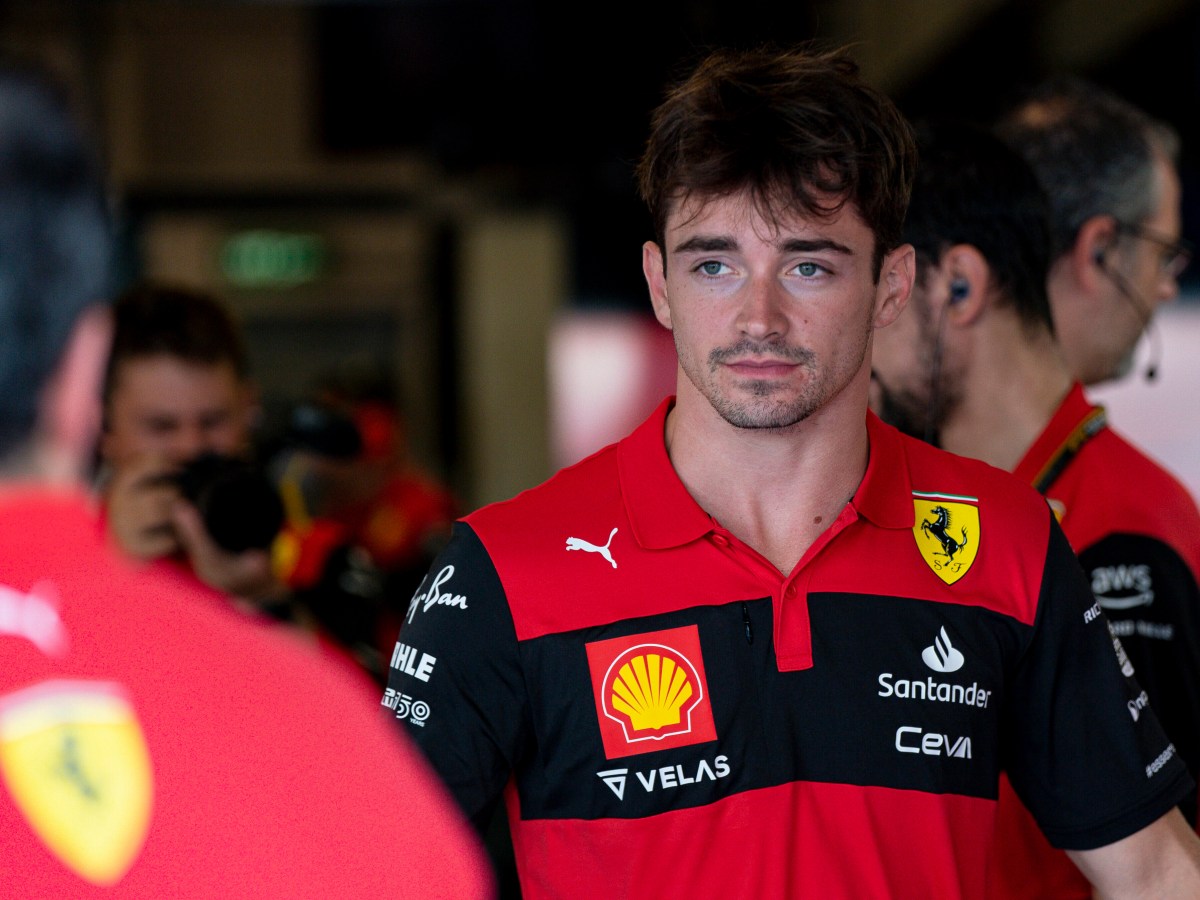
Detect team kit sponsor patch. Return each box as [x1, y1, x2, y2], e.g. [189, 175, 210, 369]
[585, 624, 717, 760]
[912, 492, 980, 585]
[0, 680, 153, 885]
[406, 565, 468, 624]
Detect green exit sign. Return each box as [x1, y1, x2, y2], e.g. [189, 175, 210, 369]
[220, 230, 328, 287]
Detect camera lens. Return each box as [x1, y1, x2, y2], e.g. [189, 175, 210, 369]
[175, 454, 285, 553]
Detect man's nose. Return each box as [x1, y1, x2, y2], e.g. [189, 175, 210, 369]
[168, 425, 208, 463]
[737, 276, 788, 340]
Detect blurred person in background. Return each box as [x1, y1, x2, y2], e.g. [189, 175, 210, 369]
[0, 60, 491, 896]
[99, 282, 287, 609]
[274, 362, 457, 681]
[871, 121, 1200, 899]
[997, 78, 1188, 388]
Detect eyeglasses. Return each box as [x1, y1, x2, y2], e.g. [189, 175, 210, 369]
[1114, 220, 1193, 280]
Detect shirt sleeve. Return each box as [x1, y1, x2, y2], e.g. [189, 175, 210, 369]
[1002, 515, 1193, 850]
[381, 522, 529, 831]
[1078, 532, 1200, 825]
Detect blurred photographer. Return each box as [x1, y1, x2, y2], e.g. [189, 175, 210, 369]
[100, 282, 283, 605]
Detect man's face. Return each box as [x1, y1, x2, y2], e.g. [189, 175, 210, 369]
[643, 190, 911, 431]
[1089, 153, 1184, 383]
[869, 272, 945, 441]
[868, 259, 969, 446]
[101, 354, 254, 468]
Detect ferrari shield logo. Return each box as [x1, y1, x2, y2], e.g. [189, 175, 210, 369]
[913, 492, 980, 585]
[0, 680, 153, 885]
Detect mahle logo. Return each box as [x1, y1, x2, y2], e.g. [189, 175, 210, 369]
[586, 625, 717, 759]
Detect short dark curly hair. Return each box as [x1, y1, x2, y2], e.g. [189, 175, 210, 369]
[103, 282, 249, 410]
[905, 121, 1053, 332]
[636, 46, 917, 278]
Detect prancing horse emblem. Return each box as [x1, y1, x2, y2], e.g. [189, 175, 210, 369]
[921, 506, 968, 562]
[912, 492, 980, 586]
[566, 528, 618, 569]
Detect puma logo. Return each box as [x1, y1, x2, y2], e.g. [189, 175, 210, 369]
[565, 527, 619, 569]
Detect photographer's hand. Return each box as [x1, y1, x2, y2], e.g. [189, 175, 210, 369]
[171, 499, 287, 606]
[105, 455, 183, 561]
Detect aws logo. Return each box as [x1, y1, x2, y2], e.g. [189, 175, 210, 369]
[585, 625, 717, 760]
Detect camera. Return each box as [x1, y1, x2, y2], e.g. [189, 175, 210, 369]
[175, 453, 285, 553]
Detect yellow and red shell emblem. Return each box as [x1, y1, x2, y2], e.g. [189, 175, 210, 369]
[605, 645, 699, 738]
[586, 625, 717, 759]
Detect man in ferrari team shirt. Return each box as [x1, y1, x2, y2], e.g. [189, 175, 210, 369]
[0, 60, 490, 897]
[385, 47, 1200, 898]
[871, 119, 1200, 898]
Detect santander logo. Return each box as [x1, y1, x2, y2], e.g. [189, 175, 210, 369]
[921, 626, 965, 673]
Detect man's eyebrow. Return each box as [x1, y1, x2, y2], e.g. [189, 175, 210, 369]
[671, 235, 855, 256]
[673, 235, 738, 255]
[779, 238, 853, 255]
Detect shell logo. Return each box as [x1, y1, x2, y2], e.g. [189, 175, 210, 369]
[604, 645, 701, 740]
[586, 624, 718, 759]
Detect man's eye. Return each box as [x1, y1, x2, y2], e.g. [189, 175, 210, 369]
[795, 262, 823, 277]
[697, 261, 726, 276]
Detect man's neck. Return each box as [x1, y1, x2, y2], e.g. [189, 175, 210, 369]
[938, 318, 1073, 474]
[664, 378, 870, 575]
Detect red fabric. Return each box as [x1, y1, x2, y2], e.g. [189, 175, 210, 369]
[510, 780, 994, 899]
[0, 488, 491, 898]
[478, 401, 1047, 646]
[276, 518, 348, 590]
[357, 472, 456, 570]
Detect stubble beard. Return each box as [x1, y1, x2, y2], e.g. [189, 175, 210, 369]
[871, 293, 958, 446]
[678, 336, 861, 431]
[871, 373, 933, 442]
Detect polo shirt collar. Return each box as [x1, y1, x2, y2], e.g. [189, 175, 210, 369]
[619, 400, 914, 549]
[854, 412, 915, 530]
[619, 398, 714, 550]
[1012, 382, 1096, 486]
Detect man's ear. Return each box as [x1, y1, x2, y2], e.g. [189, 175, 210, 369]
[939, 244, 990, 326]
[643, 241, 672, 329]
[38, 304, 113, 484]
[873, 243, 915, 328]
[1070, 215, 1119, 294]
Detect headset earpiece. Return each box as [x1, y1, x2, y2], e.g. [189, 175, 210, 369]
[949, 279, 969, 303]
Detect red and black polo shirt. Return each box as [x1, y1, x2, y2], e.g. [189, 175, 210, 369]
[388, 398, 1189, 899]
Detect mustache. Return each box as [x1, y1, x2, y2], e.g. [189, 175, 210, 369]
[708, 339, 815, 368]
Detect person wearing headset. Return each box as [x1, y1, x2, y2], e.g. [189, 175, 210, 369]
[997, 77, 1188, 388]
[871, 120, 1200, 900]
